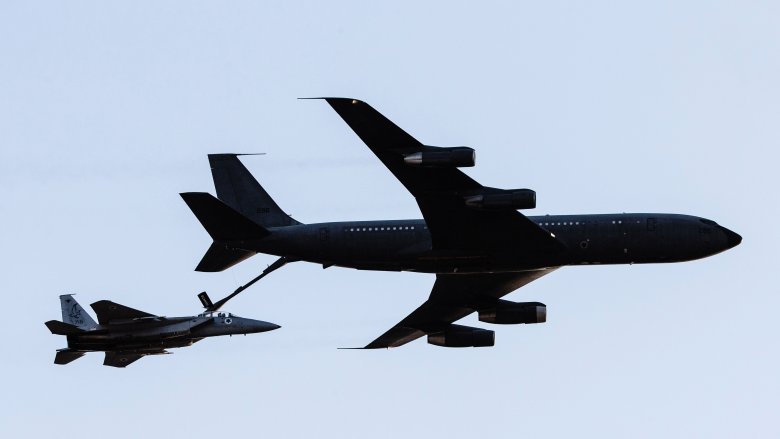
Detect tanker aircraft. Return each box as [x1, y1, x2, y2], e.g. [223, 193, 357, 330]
[181, 98, 741, 349]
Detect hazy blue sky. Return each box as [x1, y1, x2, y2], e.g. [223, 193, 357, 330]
[1, 1, 778, 438]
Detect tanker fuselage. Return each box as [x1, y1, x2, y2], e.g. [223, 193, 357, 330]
[235, 213, 741, 274]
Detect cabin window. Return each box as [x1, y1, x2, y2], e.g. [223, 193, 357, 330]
[647, 218, 657, 231]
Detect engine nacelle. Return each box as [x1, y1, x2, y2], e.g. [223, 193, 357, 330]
[404, 147, 475, 168]
[478, 300, 546, 325]
[427, 324, 495, 348]
[464, 189, 536, 210]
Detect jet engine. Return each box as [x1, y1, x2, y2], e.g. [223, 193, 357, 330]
[478, 300, 546, 324]
[427, 324, 495, 347]
[464, 189, 536, 210]
[403, 147, 475, 167]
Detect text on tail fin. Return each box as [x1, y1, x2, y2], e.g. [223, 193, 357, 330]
[59, 295, 97, 329]
[208, 154, 301, 227]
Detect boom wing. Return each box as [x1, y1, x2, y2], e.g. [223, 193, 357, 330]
[364, 269, 557, 348]
[319, 98, 561, 252]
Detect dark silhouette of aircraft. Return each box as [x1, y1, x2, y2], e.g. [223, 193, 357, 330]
[180, 98, 741, 349]
[46, 294, 279, 367]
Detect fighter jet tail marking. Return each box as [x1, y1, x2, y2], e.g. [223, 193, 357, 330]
[59, 294, 97, 329]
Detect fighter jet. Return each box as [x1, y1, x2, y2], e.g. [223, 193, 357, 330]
[45, 294, 279, 367]
[180, 98, 741, 349]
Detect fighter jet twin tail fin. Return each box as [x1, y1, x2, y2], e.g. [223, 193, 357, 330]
[46, 294, 94, 335]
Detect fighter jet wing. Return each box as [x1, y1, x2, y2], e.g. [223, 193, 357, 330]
[103, 352, 146, 368]
[103, 350, 169, 368]
[364, 269, 557, 349]
[320, 98, 560, 252]
[90, 300, 156, 325]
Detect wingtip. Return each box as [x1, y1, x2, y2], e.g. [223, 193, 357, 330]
[179, 192, 196, 202]
[298, 97, 364, 105]
[207, 153, 266, 157]
[179, 191, 212, 200]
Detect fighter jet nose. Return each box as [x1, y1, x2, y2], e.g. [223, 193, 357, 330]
[720, 226, 742, 249]
[255, 321, 281, 332]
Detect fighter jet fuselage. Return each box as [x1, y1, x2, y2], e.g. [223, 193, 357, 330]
[63, 313, 276, 352]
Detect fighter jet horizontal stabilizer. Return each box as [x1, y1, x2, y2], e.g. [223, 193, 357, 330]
[45, 320, 85, 335]
[55, 349, 85, 365]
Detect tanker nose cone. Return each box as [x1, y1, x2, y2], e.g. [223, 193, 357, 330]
[721, 226, 742, 249]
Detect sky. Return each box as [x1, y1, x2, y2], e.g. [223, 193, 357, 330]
[1, 1, 778, 438]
